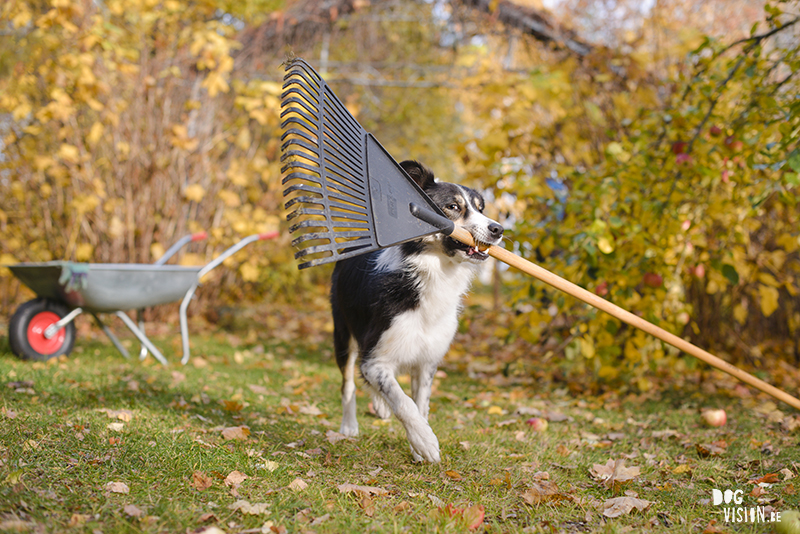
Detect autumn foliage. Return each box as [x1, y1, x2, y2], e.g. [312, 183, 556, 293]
[1, 0, 799, 385]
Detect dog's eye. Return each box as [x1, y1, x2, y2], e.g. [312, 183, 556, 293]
[446, 203, 460, 212]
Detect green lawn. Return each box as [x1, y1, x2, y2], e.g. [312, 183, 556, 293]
[0, 329, 798, 533]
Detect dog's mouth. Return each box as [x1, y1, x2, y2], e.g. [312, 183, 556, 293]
[448, 237, 490, 261]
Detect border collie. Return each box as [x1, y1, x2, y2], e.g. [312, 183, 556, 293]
[330, 160, 504, 463]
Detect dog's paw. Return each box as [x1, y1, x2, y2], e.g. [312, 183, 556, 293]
[339, 422, 359, 437]
[371, 394, 392, 420]
[406, 423, 440, 463]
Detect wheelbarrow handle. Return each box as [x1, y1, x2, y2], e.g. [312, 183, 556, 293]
[154, 232, 209, 266]
[179, 232, 279, 365]
[197, 232, 279, 279]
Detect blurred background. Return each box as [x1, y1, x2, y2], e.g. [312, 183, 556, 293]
[1, 0, 798, 391]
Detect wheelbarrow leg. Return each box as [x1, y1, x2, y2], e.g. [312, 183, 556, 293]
[114, 311, 168, 365]
[44, 307, 83, 339]
[91, 313, 130, 358]
[179, 282, 199, 366]
[137, 309, 149, 360]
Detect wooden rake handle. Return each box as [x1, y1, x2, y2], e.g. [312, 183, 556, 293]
[449, 226, 800, 411]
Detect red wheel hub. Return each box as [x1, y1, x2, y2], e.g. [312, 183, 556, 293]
[27, 311, 66, 355]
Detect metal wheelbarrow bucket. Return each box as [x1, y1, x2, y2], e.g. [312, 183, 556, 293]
[5, 232, 278, 365]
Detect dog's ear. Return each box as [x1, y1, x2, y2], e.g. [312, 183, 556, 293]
[400, 160, 435, 190]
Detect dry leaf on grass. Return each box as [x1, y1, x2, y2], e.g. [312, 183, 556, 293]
[98, 408, 133, 422]
[603, 496, 652, 518]
[696, 442, 726, 458]
[590, 459, 641, 489]
[221, 426, 250, 440]
[105, 481, 130, 494]
[337, 483, 388, 496]
[750, 473, 780, 485]
[107, 422, 124, 432]
[521, 480, 563, 505]
[228, 500, 270, 515]
[429, 504, 485, 530]
[123, 504, 143, 518]
[288, 478, 308, 491]
[68, 514, 90, 527]
[192, 471, 213, 491]
[325, 430, 348, 444]
[224, 470, 248, 488]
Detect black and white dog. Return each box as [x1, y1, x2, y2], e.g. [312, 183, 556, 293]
[330, 160, 504, 462]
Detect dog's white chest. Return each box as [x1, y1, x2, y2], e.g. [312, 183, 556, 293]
[372, 258, 475, 371]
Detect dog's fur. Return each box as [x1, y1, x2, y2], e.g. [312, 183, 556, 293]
[330, 160, 504, 462]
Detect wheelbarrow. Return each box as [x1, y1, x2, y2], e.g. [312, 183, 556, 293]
[5, 232, 278, 365]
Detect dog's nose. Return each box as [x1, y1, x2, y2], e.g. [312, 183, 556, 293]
[488, 222, 504, 239]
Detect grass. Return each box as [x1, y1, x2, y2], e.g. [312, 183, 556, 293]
[0, 323, 798, 534]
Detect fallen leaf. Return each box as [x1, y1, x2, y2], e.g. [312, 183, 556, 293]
[192, 471, 213, 491]
[221, 426, 250, 440]
[394, 501, 411, 512]
[98, 408, 133, 422]
[445, 470, 462, 480]
[337, 483, 387, 496]
[123, 504, 143, 518]
[288, 478, 308, 491]
[326, 430, 348, 444]
[224, 470, 248, 487]
[590, 459, 640, 489]
[696, 443, 726, 458]
[228, 500, 270, 515]
[521, 480, 562, 505]
[310, 513, 331, 525]
[750, 473, 780, 485]
[672, 464, 692, 475]
[107, 422, 124, 432]
[299, 404, 323, 416]
[258, 460, 280, 472]
[68, 514, 90, 527]
[105, 481, 130, 494]
[602, 496, 652, 518]
[781, 468, 795, 480]
[429, 503, 485, 530]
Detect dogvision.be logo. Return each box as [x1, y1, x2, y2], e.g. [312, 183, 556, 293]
[712, 488, 781, 524]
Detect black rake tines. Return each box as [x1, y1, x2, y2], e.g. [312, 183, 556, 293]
[280, 58, 452, 270]
[280, 58, 377, 269]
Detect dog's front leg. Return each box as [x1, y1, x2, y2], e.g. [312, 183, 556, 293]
[410, 364, 438, 421]
[361, 363, 440, 463]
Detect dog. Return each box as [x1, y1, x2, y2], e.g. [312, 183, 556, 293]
[330, 160, 504, 463]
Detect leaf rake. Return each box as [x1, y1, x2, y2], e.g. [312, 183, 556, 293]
[280, 58, 800, 412]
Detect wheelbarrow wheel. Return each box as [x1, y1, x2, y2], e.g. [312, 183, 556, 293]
[9, 298, 76, 361]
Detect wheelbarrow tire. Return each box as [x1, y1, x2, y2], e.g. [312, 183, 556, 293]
[9, 298, 76, 361]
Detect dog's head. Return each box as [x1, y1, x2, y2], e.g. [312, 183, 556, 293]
[401, 160, 504, 263]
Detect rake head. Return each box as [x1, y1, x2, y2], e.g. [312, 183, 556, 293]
[280, 58, 449, 269]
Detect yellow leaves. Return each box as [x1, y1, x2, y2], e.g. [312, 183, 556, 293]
[579, 337, 595, 358]
[605, 141, 630, 162]
[218, 190, 241, 208]
[57, 143, 80, 163]
[87, 122, 104, 147]
[758, 285, 780, 318]
[203, 72, 230, 97]
[597, 236, 615, 255]
[239, 262, 259, 283]
[733, 302, 748, 325]
[71, 194, 100, 215]
[235, 128, 251, 151]
[170, 124, 198, 151]
[183, 184, 206, 202]
[75, 243, 93, 262]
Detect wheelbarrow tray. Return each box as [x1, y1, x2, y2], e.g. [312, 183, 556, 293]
[9, 262, 202, 313]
